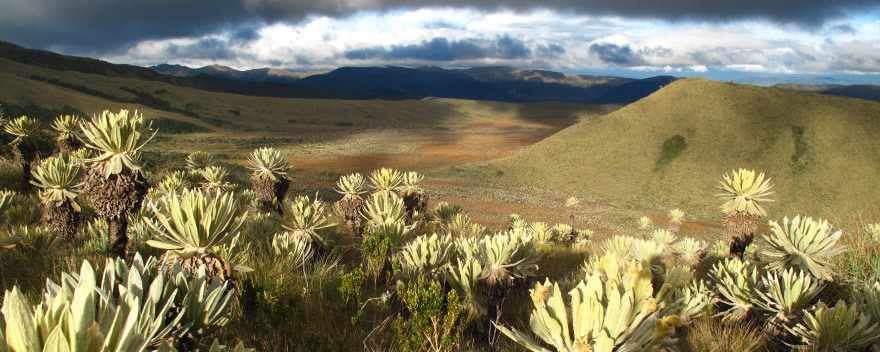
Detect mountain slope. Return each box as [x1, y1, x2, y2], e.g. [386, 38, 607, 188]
[475, 78, 880, 219]
[0, 41, 367, 100]
[151, 64, 324, 84]
[773, 83, 880, 102]
[293, 66, 518, 101]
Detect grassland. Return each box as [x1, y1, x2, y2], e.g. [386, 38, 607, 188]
[453, 78, 880, 221]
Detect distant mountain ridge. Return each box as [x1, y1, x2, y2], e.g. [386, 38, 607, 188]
[151, 64, 325, 84]
[153, 63, 676, 104]
[772, 83, 880, 102]
[1, 40, 674, 105]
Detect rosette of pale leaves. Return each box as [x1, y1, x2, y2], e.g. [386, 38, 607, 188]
[398, 233, 456, 282]
[763, 215, 846, 281]
[706, 240, 730, 262]
[3, 116, 41, 143]
[146, 189, 244, 260]
[495, 263, 683, 352]
[446, 213, 473, 237]
[630, 238, 666, 273]
[362, 193, 406, 226]
[400, 171, 424, 196]
[638, 216, 652, 229]
[186, 151, 215, 170]
[445, 254, 487, 320]
[755, 268, 823, 334]
[201, 165, 234, 191]
[246, 147, 290, 181]
[29, 152, 84, 208]
[272, 231, 314, 266]
[367, 218, 415, 248]
[788, 301, 880, 351]
[432, 202, 462, 227]
[551, 224, 572, 240]
[853, 282, 880, 328]
[471, 228, 541, 287]
[668, 209, 685, 225]
[530, 221, 555, 245]
[651, 229, 676, 248]
[275, 195, 335, 247]
[335, 173, 368, 197]
[674, 279, 713, 325]
[672, 237, 706, 267]
[709, 257, 762, 323]
[368, 167, 402, 196]
[51, 114, 81, 139]
[155, 171, 191, 197]
[79, 109, 156, 177]
[717, 169, 774, 217]
[1, 258, 180, 352]
[602, 235, 635, 261]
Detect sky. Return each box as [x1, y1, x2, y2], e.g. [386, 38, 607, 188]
[3, 0, 880, 81]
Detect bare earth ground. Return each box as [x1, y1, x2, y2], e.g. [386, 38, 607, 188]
[264, 118, 722, 240]
[154, 117, 720, 240]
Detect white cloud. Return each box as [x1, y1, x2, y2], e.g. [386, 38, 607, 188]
[100, 8, 880, 74]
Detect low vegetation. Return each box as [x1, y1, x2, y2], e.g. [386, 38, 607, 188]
[1, 87, 880, 352]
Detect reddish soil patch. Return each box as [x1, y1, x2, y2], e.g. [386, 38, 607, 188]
[288, 118, 575, 174]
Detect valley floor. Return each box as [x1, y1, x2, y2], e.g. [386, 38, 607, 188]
[152, 117, 722, 241]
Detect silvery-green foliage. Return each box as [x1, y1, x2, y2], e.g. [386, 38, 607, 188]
[495, 262, 683, 352]
[79, 109, 156, 177]
[432, 202, 462, 228]
[241, 212, 280, 240]
[471, 228, 541, 288]
[245, 147, 290, 182]
[444, 254, 487, 320]
[272, 231, 313, 267]
[764, 215, 846, 281]
[651, 229, 676, 248]
[362, 194, 406, 226]
[369, 219, 416, 248]
[709, 257, 763, 323]
[398, 233, 456, 283]
[367, 168, 402, 197]
[185, 151, 215, 171]
[672, 237, 706, 267]
[853, 282, 880, 327]
[530, 221, 554, 245]
[12, 226, 57, 255]
[200, 166, 234, 192]
[275, 195, 335, 247]
[707, 240, 730, 262]
[602, 235, 635, 261]
[755, 268, 823, 324]
[630, 239, 666, 274]
[1, 256, 180, 352]
[788, 301, 880, 351]
[146, 189, 244, 259]
[675, 279, 713, 325]
[155, 171, 190, 197]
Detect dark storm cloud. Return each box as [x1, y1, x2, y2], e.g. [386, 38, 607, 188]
[345, 36, 530, 61]
[3, 0, 877, 54]
[589, 43, 644, 65]
[537, 44, 566, 59]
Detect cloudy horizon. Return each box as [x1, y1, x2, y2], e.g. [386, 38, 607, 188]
[3, 0, 880, 81]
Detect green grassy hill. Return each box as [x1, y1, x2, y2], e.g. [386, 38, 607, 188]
[470, 78, 880, 220]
